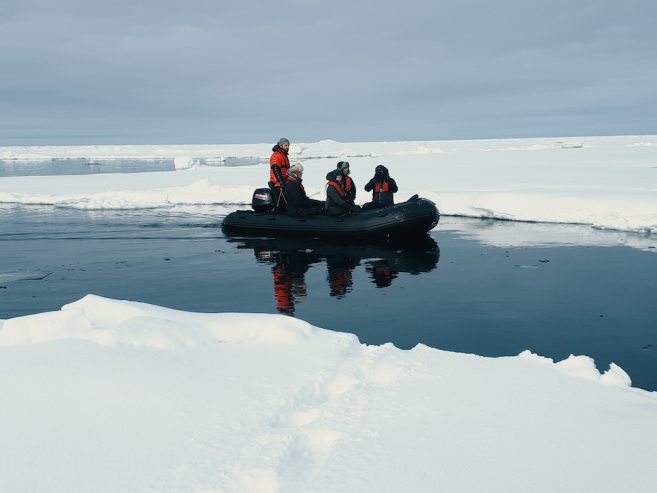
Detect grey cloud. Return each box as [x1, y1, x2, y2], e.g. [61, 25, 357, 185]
[1, 0, 656, 144]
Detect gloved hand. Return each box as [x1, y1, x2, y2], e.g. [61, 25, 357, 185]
[273, 165, 284, 186]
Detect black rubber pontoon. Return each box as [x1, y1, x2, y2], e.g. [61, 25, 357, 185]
[222, 197, 440, 239]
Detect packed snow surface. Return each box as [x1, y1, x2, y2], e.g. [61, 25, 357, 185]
[1, 295, 656, 493]
[2, 135, 657, 232]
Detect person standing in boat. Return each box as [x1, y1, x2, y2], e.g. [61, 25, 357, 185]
[337, 161, 356, 205]
[325, 169, 361, 216]
[363, 164, 398, 210]
[283, 163, 324, 216]
[270, 138, 291, 209]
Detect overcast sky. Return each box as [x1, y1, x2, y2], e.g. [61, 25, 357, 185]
[1, 0, 656, 145]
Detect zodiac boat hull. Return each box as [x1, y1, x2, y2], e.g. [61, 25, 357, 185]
[222, 197, 440, 239]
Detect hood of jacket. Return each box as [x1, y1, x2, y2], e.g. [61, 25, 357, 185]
[326, 169, 343, 181]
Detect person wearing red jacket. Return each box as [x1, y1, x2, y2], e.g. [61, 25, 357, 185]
[270, 138, 290, 209]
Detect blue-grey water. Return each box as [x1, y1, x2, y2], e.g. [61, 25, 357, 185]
[0, 157, 264, 177]
[1, 204, 656, 390]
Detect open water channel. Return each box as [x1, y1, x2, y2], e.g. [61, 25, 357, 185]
[1, 204, 656, 390]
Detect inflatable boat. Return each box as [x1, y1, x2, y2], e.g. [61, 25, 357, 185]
[222, 189, 440, 239]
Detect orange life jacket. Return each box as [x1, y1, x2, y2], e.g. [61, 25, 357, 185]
[344, 176, 354, 192]
[326, 180, 346, 197]
[270, 150, 290, 187]
[374, 181, 390, 192]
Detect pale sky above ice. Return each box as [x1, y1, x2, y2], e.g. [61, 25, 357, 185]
[1, 0, 656, 145]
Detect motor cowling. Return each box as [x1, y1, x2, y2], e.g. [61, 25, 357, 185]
[251, 188, 273, 211]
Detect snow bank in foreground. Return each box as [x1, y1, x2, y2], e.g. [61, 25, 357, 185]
[1, 295, 656, 493]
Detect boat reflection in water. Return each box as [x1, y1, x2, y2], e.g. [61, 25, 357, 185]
[227, 235, 440, 315]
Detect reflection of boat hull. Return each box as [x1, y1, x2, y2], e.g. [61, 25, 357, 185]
[232, 235, 440, 275]
[222, 198, 439, 238]
[227, 234, 440, 314]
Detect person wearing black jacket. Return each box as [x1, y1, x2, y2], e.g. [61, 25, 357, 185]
[337, 161, 356, 205]
[325, 169, 361, 216]
[283, 163, 324, 216]
[363, 164, 398, 210]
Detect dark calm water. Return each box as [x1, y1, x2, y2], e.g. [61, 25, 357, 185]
[1, 205, 656, 390]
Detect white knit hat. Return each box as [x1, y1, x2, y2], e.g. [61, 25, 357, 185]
[289, 162, 304, 175]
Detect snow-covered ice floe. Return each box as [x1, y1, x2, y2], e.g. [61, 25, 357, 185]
[0, 295, 656, 492]
[439, 216, 657, 252]
[1, 134, 656, 233]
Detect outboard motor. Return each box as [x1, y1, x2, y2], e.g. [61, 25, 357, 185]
[251, 188, 274, 212]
